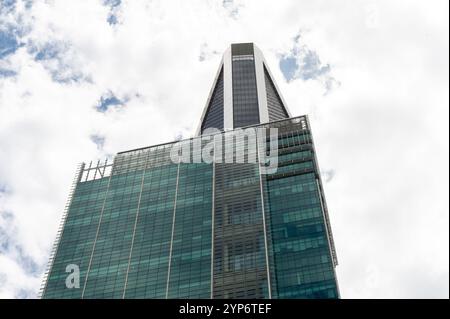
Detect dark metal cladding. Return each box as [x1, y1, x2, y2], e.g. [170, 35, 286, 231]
[201, 67, 224, 133]
[232, 44, 260, 128]
[264, 65, 289, 121]
[231, 43, 254, 56]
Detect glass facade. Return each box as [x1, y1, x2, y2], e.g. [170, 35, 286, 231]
[232, 51, 260, 128]
[262, 118, 338, 298]
[41, 116, 339, 299]
[42, 176, 109, 299]
[212, 139, 268, 298]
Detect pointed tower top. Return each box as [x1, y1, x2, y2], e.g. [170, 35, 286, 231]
[196, 43, 291, 136]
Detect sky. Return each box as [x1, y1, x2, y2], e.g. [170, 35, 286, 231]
[0, 0, 448, 299]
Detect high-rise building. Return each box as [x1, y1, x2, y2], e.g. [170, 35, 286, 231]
[40, 43, 339, 299]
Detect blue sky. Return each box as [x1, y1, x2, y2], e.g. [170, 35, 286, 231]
[0, 0, 448, 298]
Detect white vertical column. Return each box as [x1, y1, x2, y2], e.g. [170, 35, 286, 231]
[223, 46, 234, 130]
[253, 46, 270, 124]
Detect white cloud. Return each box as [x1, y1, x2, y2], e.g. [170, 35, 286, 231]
[0, 0, 448, 298]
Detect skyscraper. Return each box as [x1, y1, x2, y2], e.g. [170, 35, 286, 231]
[40, 43, 339, 299]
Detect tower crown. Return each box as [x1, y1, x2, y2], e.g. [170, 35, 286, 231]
[196, 43, 291, 135]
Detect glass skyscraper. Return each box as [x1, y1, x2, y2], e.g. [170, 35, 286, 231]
[40, 43, 339, 299]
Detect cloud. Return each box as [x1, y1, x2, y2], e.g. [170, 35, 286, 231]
[29, 41, 90, 83]
[0, 68, 16, 77]
[198, 42, 220, 62]
[321, 169, 335, 183]
[95, 91, 125, 112]
[222, 0, 243, 19]
[0, 0, 448, 299]
[103, 0, 122, 25]
[0, 30, 19, 59]
[278, 31, 339, 94]
[89, 134, 105, 150]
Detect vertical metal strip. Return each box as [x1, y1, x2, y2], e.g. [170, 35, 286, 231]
[165, 161, 181, 299]
[101, 159, 108, 177]
[122, 168, 147, 298]
[85, 161, 92, 182]
[93, 160, 100, 180]
[307, 115, 338, 267]
[256, 131, 272, 299]
[210, 138, 216, 299]
[81, 165, 113, 298]
[316, 178, 341, 298]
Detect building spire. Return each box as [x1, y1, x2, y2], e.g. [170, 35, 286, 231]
[196, 43, 291, 135]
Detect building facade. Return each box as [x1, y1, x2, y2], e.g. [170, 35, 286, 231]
[41, 44, 339, 299]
